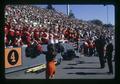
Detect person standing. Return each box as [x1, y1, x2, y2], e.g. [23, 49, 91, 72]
[95, 35, 106, 68]
[105, 40, 113, 74]
[43, 43, 57, 79]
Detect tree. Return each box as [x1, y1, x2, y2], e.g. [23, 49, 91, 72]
[90, 19, 103, 26]
[68, 10, 75, 18]
[103, 24, 113, 28]
[46, 4, 55, 10]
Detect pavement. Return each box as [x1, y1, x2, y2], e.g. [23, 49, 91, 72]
[5, 54, 115, 79]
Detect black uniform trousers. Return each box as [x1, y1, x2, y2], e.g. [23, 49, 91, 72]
[98, 51, 105, 68]
[106, 53, 113, 73]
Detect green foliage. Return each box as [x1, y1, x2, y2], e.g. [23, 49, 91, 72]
[103, 24, 113, 28]
[68, 10, 75, 18]
[90, 19, 103, 26]
[46, 4, 55, 10]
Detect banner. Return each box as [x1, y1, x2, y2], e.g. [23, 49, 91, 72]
[5, 48, 22, 68]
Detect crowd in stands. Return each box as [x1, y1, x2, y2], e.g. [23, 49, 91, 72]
[4, 5, 114, 56]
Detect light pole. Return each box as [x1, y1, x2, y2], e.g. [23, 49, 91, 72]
[67, 4, 70, 16]
[106, 5, 109, 24]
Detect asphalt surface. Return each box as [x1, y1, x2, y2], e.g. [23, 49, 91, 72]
[5, 54, 115, 79]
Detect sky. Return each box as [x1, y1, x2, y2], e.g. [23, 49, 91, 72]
[34, 5, 115, 25]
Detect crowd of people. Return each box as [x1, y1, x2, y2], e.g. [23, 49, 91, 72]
[4, 5, 114, 48]
[4, 5, 79, 47]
